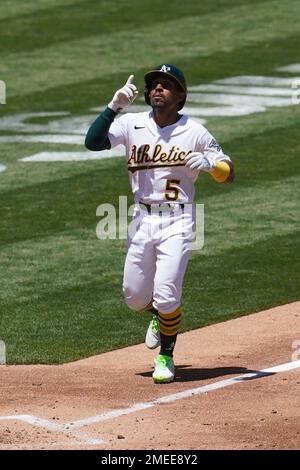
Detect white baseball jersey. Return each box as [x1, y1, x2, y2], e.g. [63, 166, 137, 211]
[108, 110, 231, 204]
[106, 109, 232, 314]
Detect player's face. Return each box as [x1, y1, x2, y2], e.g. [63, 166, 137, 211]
[149, 77, 185, 111]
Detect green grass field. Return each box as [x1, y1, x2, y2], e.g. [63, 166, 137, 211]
[0, 0, 299, 364]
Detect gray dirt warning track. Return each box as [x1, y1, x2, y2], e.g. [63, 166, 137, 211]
[0, 302, 299, 449]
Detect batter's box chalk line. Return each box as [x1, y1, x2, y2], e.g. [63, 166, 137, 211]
[0, 359, 299, 446]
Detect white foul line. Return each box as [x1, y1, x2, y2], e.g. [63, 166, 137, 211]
[0, 359, 299, 445]
[66, 359, 300, 429]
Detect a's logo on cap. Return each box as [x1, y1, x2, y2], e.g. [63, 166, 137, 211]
[160, 65, 171, 73]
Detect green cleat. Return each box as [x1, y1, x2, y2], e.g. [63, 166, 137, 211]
[145, 315, 161, 349]
[152, 354, 175, 383]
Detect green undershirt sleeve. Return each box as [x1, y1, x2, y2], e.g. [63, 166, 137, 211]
[85, 106, 118, 151]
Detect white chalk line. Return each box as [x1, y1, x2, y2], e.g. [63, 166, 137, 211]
[0, 414, 104, 446]
[66, 359, 300, 429]
[0, 359, 299, 446]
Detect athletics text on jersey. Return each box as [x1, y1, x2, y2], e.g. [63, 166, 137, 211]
[108, 111, 231, 204]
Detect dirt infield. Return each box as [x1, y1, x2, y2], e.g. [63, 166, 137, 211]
[0, 302, 299, 450]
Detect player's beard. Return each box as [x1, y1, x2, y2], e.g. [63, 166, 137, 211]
[150, 96, 165, 109]
[152, 102, 165, 110]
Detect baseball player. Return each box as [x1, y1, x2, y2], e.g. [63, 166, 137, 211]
[85, 64, 234, 383]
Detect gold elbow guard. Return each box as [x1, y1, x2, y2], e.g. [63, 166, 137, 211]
[211, 161, 230, 183]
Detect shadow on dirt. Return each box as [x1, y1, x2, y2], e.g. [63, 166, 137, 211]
[136, 366, 275, 383]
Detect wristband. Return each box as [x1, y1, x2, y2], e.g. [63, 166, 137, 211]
[211, 161, 230, 183]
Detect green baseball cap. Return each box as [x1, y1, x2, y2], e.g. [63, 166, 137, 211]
[144, 64, 187, 110]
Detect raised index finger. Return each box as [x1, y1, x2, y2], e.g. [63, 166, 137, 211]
[126, 75, 134, 85]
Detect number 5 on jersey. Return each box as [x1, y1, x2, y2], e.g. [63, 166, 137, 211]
[165, 179, 181, 201]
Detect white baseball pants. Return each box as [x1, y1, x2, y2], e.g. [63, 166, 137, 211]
[123, 205, 193, 314]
